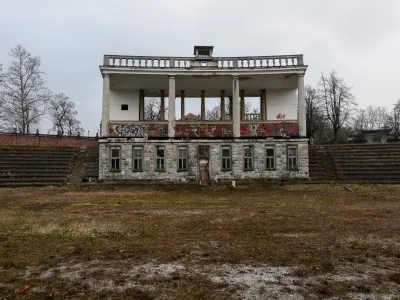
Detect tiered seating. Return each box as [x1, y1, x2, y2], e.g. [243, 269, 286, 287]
[0, 147, 76, 186]
[309, 144, 400, 183]
[83, 147, 99, 180]
[308, 146, 338, 182]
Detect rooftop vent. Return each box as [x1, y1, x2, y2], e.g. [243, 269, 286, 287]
[194, 46, 214, 60]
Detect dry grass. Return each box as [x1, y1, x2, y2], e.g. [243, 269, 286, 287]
[0, 183, 399, 299]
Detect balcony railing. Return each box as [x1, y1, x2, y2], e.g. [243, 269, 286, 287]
[103, 54, 304, 69]
[244, 113, 261, 121]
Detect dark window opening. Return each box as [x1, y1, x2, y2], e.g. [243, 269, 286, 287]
[156, 146, 165, 171]
[198, 146, 210, 159]
[121, 104, 128, 110]
[244, 146, 254, 171]
[287, 146, 298, 170]
[266, 146, 276, 170]
[221, 146, 232, 171]
[178, 147, 188, 171]
[110, 147, 121, 171]
[133, 146, 143, 171]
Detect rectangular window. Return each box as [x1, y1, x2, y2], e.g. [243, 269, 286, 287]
[198, 146, 210, 159]
[177, 147, 188, 171]
[132, 146, 143, 171]
[266, 146, 276, 170]
[287, 146, 298, 170]
[110, 147, 121, 171]
[221, 146, 232, 171]
[244, 146, 254, 171]
[156, 146, 165, 171]
[121, 104, 128, 110]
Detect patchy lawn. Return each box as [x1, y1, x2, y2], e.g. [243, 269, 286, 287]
[0, 184, 399, 299]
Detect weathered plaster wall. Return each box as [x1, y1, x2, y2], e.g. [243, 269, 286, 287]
[266, 89, 297, 120]
[109, 89, 139, 121]
[99, 138, 308, 182]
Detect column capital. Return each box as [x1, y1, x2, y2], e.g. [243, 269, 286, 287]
[168, 75, 176, 79]
[200, 90, 205, 96]
[297, 73, 305, 78]
[180, 90, 185, 95]
[232, 75, 239, 79]
[220, 90, 225, 95]
[261, 88, 266, 93]
[102, 73, 110, 78]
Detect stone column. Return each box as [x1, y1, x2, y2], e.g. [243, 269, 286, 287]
[180, 90, 185, 120]
[229, 96, 233, 120]
[101, 74, 110, 137]
[160, 90, 165, 121]
[220, 90, 225, 121]
[298, 74, 306, 137]
[261, 89, 267, 120]
[200, 90, 205, 121]
[232, 76, 240, 138]
[168, 76, 176, 138]
[139, 89, 145, 121]
[240, 90, 245, 120]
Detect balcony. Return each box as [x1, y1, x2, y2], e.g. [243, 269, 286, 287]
[102, 54, 304, 70]
[107, 120, 299, 139]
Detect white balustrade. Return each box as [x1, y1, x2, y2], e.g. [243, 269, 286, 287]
[103, 54, 304, 69]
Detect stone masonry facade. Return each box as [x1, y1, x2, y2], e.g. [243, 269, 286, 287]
[99, 138, 309, 182]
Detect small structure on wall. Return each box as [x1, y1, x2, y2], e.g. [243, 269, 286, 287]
[98, 46, 309, 183]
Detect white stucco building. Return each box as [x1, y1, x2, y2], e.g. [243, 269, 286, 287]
[99, 46, 308, 184]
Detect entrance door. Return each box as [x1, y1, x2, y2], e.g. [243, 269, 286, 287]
[199, 159, 210, 186]
[198, 146, 210, 186]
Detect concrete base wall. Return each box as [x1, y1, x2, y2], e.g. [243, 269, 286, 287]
[99, 138, 309, 182]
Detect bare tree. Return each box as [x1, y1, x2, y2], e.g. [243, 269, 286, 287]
[386, 99, 400, 139]
[317, 70, 357, 142]
[205, 98, 259, 121]
[144, 97, 168, 120]
[305, 85, 319, 138]
[0, 45, 51, 133]
[0, 64, 6, 131]
[354, 106, 389, 131]
[205, 105, 221, 120]
[48, 93, 84, 135]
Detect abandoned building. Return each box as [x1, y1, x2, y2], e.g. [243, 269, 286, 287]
[99, 46, 309, 183]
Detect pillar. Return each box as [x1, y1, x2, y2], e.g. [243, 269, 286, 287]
[168, 76, 176, 137]
[200, 90, 205, 121]
[229, 96, 233, 120]
[180, 90, 185, 120]
[139, 89, 145, 121]
[298, 74, 306, 137]
[240, 90, 245, 120]
[101, 74, 110, 137]
[160, 90, 165, 121]
[261, 89, 267, 120]
[232, 76, 240, 137]
[220, 90, 225, 121]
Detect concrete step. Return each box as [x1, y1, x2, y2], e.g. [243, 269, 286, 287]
[0, 173, 68, 178]
[0, 169, 70, 174]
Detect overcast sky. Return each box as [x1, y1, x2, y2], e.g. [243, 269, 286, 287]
[1, 0, 399, 135]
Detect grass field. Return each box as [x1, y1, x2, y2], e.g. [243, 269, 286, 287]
[0, 184, 399, 299]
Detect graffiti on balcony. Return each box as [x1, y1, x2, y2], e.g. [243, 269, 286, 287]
[174, 124, 233, 138]
[108, 123, 146, 137]
[240, 122, 299, 137]
[108, 123, 168, 138]
[147, 124, 168, 137]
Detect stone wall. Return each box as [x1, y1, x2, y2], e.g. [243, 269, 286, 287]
[0, 133, 98, 148]
[99, 138, 309, 182]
